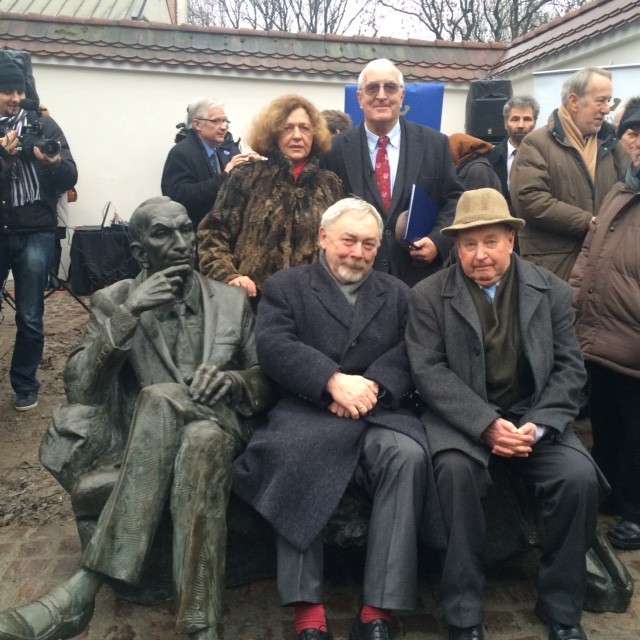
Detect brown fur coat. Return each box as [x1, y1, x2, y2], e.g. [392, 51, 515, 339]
[197, 150, 343, 293]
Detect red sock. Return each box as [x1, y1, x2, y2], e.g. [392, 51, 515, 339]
[360, 604, 392, 624]
[294, 602, 328, 634]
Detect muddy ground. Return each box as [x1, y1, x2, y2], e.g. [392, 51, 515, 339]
[0, 290, 86, 527]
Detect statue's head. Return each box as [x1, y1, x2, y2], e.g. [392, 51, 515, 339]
[129, 197, 195, 275]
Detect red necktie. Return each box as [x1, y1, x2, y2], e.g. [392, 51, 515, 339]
[375, 136, 392, 213]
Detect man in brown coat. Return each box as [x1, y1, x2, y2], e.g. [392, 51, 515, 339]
[511, 67, 627, 280]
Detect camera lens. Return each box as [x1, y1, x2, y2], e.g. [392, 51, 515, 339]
[42, 139, 60, 157]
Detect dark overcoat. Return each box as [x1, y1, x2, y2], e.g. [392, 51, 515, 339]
[406, 255, 592, 466]
[161, 129, 235, 229]
[323, 117, 464, 286]
[232, 261, 445, 552]
[487, 140, 511, 209]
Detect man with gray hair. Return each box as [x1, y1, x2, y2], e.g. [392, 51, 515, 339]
[233, 197, 444, 640]
[488, 95, 539, 211]
[161, 97, 257, 233]
[324, 58, 463, 287]
[511, 67, 628, 280]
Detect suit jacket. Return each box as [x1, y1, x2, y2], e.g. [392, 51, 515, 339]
[324, 118, 464, 286]
[41, 272, 272, 490]
[406, 255, 588, 467]
[161, 129, 235, 229]
[232, 261, 445, 552]
[488, 140, 511, 207]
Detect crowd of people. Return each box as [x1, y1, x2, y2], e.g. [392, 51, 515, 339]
[1, 53, 640, 640]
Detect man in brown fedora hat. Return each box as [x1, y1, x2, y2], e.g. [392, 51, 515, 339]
[405, 189, 606, 640]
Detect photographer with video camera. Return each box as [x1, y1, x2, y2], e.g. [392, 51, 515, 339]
[0, 58, 77, 411]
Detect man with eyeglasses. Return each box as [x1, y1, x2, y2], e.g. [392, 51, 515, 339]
[162, 97, 259, 235]
[324, 58, 463, 286]
[510, 68, 628, 281]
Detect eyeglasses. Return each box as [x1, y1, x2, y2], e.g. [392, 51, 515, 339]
[197, 117, 230, 126]
[280, 124, 313, 136]
[362, 82, 403, 97]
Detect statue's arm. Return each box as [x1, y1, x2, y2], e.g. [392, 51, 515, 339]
[65, 288, 139, 405]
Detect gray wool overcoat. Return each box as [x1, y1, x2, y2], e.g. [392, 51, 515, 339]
[406, 254, 592, 466]
[232, 261, 446, 552]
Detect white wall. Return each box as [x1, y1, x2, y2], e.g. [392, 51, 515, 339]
[32, 62, 340, 226]
[33, 60, 469, 230]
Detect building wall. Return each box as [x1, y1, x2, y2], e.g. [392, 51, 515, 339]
[32, 60, 468, 232]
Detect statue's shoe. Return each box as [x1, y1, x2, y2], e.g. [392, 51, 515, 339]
[187, 627, 219, 640]
[0, 583, 94, 640]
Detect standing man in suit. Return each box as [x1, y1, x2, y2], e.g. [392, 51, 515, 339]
[488, 95, 539, 212]
[406, 189, 605, 640]
[0, 197, 272, 640]
[161, 97, 259, 232]
[324, 59, 463, 286]
[233, 198, 444, 640]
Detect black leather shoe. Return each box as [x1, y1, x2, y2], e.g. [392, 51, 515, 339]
[448, 624, 484, 640]
[349, 617, 392, 640]
[536, 610, 587, 640]
[608, 520, 640, 550]
[546, 621, 587, 640]
[298, 629, 333, 640]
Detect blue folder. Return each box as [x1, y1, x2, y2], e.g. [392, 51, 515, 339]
[404, 184, 439, 246]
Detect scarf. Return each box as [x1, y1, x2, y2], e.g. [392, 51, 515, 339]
[0, 109, 42, 206]
[558, 105, 598, 182]
[625, 163, 640, 193]
[319, 251, 370, 306]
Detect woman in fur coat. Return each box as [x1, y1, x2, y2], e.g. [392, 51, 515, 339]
[197, 95, 343, 301]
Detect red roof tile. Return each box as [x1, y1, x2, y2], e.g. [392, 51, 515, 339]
[0, 11, 503, 84]
[491, 0, 640, 75]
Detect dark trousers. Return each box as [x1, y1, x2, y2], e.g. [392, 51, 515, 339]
[277, 426, 427, 611]
[588, 361, 640, 523]
[434, 438, 600, 628]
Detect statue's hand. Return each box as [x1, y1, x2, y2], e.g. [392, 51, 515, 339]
[189, 363, 233, 406]
[123, 265, 190, 316]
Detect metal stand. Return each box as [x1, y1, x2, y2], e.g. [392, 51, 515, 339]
[44, 270, 90, 312]
[1, 270, 90, 316]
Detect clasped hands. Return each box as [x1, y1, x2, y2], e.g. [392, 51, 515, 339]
[326, 371, 379, 420]
[481, 418, 537, 458]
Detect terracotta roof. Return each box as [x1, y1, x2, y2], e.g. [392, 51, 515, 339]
[0, 12, 504, 84]
[491, 0, 640, 75]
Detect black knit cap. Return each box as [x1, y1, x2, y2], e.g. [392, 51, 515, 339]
[618, 105, 640, 138]
[0, 59, 26, 93]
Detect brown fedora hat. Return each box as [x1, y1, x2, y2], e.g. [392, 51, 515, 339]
[442, 188, 525, 236]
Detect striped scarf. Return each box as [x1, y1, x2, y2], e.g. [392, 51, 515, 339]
[0, 109, 41, 206]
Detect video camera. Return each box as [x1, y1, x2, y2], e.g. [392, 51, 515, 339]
[0, 99, 60, 162]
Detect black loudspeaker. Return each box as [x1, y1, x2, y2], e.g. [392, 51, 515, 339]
[465, 79, 513, 143]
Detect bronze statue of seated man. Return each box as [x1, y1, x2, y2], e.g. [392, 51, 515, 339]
[0, 196, 272, 640]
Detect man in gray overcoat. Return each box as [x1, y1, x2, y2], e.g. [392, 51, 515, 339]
[233, 198, 444, 640]
[406, 189, 605, 640]
[0, 197, 271, 640]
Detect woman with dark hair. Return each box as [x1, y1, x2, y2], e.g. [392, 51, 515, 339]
[198, 94, 343, 300]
